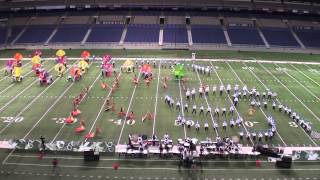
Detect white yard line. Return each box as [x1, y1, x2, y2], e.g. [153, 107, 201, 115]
[304, 63, 320, 71]
[178, 80, 187, 139]
[194, 66, 219, 137]
[0, 65, 55, 113]
[226, 62, 287, 146]
[0, 61, 79, 135]
[0, 64, 35, 95]
[152, 62, 161, 135]
[209, 61, 254, 145]
[51, 72, 101, 142]
[258, 63, 320, 122]
[291, 64, 320, 87]
[1, 57, 319, 65]
[243, 62, 318, 146]
[0, 61, 32, 83]
[274, 63, 320, 101]
[23, 83, 74, 139]
[116, 71, 138, 144]
[3, 161, 320, 171]
[2, 61, 82, 164]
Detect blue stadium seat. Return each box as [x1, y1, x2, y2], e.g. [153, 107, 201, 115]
[191, 25, 226, 44]
[227, 26, 264, 45]
[87, 24, 124, 43]
[0, 27, 6, 45]
[295, 29, 320, 48]
[7, 26, 24, 43]
[261, 27, 299, 47]
[163, 24, 188, 43]
[16, 25, 55, 44]
[125, 24, 159, 43]
[50, 24, 89, 43]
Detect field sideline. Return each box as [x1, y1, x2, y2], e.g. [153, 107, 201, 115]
[0, 50, 319, 179]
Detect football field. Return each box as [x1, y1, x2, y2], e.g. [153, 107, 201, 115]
[0, 52, 319, 179]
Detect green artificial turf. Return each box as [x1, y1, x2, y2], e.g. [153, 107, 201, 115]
[0, 49, 319, 179]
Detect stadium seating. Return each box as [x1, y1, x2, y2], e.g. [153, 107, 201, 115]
[261, 27, 299, 47]
[295, 29, 320, 48]
[86, 24, 124, 43]
[163, 24, 188, 44]
[7, 26, 24, 43]
[227, 26, 264, 45]
[125, 24, 159, 43]
[16, 25, 55, 44]
[191, 25, 226, 44]
[50, 24, 89, 43]
[0, 27, 6, 44]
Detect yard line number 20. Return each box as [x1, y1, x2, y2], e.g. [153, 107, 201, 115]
[1, 116, 24, 123]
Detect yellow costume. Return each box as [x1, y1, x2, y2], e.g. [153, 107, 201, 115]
[78, 60, 89, 73]
[54, 63, 66, 77]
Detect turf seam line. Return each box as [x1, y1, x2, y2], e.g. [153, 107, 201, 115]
[226, 61, 287, 146]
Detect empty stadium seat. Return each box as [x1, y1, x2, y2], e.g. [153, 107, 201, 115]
[7, 26, 24, 43]
[125, 24, 159, 43]
[191, 25, 226, 44]
[295, 29, 320, 48]
[261, 27, 299, 47]
[227, 26, 264, 45]
[0, 27, 6, 44]
[16, 25, 55, 44]
[50, 24, 89, 43]
[87, 24, 124, 43]
[163, 24, 188, 44]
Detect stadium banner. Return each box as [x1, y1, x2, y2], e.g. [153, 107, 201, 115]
[0, 139, 115, 152]
[292, 151, 320, 161]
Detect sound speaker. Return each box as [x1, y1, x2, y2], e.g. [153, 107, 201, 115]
[84, 151, 100, 161]
[276, 156, 292, 168]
